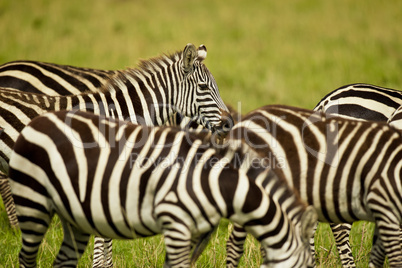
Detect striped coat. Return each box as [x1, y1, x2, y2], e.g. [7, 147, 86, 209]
[225, 104, 402, 267]
[8, 110, 317, 267]
[0, 60, 117, 95]
[0, 44, 233, 173]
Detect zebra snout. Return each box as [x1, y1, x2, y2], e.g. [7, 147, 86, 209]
[216, 110, 234, 136]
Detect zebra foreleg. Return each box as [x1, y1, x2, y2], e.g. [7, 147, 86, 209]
[329, 223, 356, 267]
[375, 221, 402, 267]
[18, 213, 51, 268]
[162, 224, 192, 267]
[54, 220, 90, 267]
[226, 223, 248, 267]
[369, 227, 385, 268]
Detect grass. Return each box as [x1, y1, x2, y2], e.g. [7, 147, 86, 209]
[0, 0, 401, 266]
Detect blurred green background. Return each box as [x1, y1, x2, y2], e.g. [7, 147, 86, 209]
[0, 0, 401, 267]
[1, 0, 401, 113]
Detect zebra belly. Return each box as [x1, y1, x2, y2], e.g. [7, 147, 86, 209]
[55, 203, 161, 240]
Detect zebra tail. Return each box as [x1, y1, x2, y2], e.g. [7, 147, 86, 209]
[190, 227, 217, 265]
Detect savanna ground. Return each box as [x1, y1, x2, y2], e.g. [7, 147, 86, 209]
[0, 0, 401, 267]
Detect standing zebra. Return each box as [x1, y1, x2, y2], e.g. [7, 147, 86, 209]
[0, 60, 118, 95]
[8, 110, 317, 267]
[0, 43, 233, 267]
[0, 43, 233, 171]
[314, 83, 402, 267]
[222, 104, 402, 267]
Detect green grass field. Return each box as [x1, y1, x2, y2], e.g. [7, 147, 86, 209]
[0, 0, 401, 266]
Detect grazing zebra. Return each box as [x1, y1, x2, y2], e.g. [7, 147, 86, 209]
[8, 110, 317, 267]
[314, 83, 402, 267]
[0, 60, 118, 95]
[221, 104, 402, 267]
[0, 43, 233, 267]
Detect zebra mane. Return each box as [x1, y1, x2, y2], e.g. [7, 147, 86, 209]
[99, 49, 188, 94]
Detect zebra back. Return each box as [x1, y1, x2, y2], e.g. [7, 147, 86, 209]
[388, 105, 402, 130]
[314, 83, 402, 121]
[0, 60, 117, 95]
[9, 110, 316, 267]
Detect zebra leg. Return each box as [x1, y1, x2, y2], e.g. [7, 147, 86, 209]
[0, 173, 18, 228]
[371, 219, 402, 267]
[92, 236, 106, 268]
[103, 238, 113, 267]
[226, 223, 248, 267]
[329, 223, 356, 267]
[54, 220, 90, 267]
[18, 213, 51, 268]
[162, 226, 192, 267]
[369, 227, 385, 268]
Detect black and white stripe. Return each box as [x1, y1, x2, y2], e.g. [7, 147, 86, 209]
[0, 43, 233, 172]
[0, 43, 233, 267]
[314, 83, 402, 267]
[223, 104, 402, 267]
[388, 105, 402, 130]
[314, 83, 402, 121]
[8, 110, 316, 267]
[0, 60, 117, 95]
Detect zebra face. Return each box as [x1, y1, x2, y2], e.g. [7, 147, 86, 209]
[180, 44, 234, 136]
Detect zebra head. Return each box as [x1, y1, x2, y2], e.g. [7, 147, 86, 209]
[178, 43, 234, 136]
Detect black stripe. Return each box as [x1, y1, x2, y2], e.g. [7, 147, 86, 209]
[326, 104, 388, 121]
[0, 76, 43, 94]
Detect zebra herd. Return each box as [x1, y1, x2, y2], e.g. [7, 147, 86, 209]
[1, 44, 402, 267]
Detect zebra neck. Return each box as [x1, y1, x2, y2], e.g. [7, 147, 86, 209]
[100, 69, 179, 126]
[46, 81, 175, 126]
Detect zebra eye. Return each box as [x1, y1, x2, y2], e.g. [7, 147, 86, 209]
[198, 83, 208, 89]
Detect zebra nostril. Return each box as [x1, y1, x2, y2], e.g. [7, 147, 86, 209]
[223, 121, 231, 132]
[222, 115, 234, 133]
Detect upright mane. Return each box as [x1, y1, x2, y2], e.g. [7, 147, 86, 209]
[99, 50, 183, 94]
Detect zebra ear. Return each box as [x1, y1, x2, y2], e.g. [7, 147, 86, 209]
[197, 44, 207, 62]
[182, 43, 197, 75]
[300, 206, 318, 244]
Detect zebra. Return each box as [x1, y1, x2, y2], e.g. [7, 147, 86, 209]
[0, 60, 118, 95]
[219, 104, 402, 267]
[0, 42, 234, 170]
[314, 83, 402, 121]
[0, 58, 239, 137]
[314, 83, 402, 266]
[0, 43, 233, 267]
[7, 109, 317, 267]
